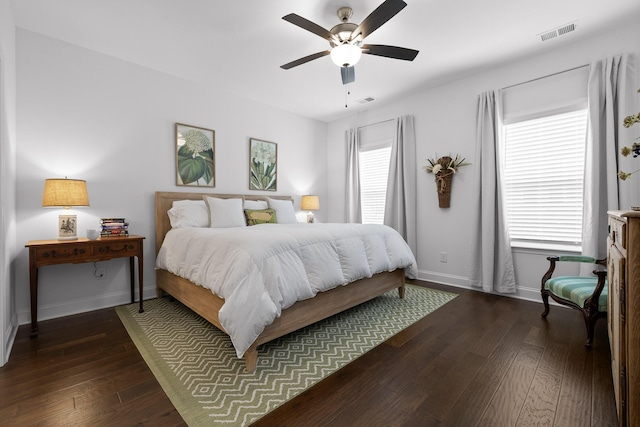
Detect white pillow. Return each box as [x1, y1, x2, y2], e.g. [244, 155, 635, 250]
[167, 200, 209, 228]
[243, 199, 269, 210]
[203, 196, 246, 228]
[268, 198, 297, 224]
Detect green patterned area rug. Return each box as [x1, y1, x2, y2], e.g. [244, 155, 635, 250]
[116, 285, 457, 426]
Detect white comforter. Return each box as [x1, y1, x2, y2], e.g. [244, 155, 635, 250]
[155, 223, 417, 358]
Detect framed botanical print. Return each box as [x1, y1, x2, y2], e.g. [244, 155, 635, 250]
[249, 138, 277, 191]
[175, 123, 215, 187]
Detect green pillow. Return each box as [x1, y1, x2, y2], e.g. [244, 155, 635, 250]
[244, 209, 277, 226]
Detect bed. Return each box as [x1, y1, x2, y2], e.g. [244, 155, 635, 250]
[154, 191, 417, 372]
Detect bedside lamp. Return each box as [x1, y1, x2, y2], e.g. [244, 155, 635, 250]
[42, 177, 90, 240]
[301, 195, 320, 223]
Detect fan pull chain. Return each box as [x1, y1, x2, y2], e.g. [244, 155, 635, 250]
[345, 85, 351, 108]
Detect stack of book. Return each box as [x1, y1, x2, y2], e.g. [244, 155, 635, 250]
[100, 218, 129, 237]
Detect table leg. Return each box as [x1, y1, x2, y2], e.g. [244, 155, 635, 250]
[29, 262, 39, 337]
[138, 250, 144, 313]
[129, 256, 135, 304]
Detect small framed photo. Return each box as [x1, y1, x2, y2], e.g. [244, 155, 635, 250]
[175, 123, 215, 187]
[249, 138, 277, 191]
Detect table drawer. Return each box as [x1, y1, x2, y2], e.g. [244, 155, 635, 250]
[93, 240, 141, 258]
[609, 217, 627, 250]
[33, 243, 92, 265]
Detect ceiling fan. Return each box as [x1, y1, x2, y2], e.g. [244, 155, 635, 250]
[280, 0, 419, 85]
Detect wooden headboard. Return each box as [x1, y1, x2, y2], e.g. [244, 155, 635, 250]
[154, 191, 293, 255]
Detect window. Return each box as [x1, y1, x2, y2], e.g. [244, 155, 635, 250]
[502, 108, 588, 249]
[357, 121, 394, 225]
[359, 144, 391, 224]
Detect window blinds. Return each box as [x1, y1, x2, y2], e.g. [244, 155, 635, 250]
[357, 120, 394, 225]
[503, 109, 587, 247]
[359, 146, 392, 224]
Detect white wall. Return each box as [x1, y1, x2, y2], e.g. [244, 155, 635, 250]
[14, 29, 327, 325]
[0, 0, 17, 366]
[326, 14, 640, 301]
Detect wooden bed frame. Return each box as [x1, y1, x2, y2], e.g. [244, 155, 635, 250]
[155, 191, 406, 372]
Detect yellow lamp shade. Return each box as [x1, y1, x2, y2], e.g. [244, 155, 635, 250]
[42, 178, 90, 208]
[301, 195, 320, 211]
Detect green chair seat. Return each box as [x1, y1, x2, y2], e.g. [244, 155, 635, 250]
[545, 276, 608, 312]
[540, 254, 608, 347]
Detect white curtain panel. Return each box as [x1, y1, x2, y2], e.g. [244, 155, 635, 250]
[582, 53, 638, 268]
[384, 115, 417, 257]
[345, 128, 362, 223]
[469, 91, 516, 293]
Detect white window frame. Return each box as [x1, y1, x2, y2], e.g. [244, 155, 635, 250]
[502, 107, 588, 252]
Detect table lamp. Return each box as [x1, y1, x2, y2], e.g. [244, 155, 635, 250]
[42, 177, 90, 240]
[301, 195, 320, 223]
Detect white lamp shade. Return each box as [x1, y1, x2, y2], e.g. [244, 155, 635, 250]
[330, 44, 362, 67]
[301, 195, 320, 211]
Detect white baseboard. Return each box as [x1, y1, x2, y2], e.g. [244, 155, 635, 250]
[16, 272, 556, 328]
[2, 316, 18, 367]
[17, 285, 158, 326]
[418, 269, 550, 305]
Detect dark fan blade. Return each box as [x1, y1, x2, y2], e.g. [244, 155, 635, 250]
[283, 14, 336, 43]
[281, 51, 330, 70]
[350, 0, 407, 41]
[341, 66, 355, 85]
[362, 44, 419, 61]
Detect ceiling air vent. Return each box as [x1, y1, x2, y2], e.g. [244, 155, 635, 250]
[358, 97, 375, 104]
[538, 21, 577, 42]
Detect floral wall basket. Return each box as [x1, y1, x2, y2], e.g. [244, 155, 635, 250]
[424, 154, 470, 208]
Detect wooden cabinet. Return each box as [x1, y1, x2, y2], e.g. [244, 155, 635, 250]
[607, 211, 640, 427]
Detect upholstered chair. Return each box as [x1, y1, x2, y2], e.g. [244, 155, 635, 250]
[540, 255, 607, 346]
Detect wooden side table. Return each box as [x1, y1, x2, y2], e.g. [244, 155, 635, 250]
[25, 235, 145, 336]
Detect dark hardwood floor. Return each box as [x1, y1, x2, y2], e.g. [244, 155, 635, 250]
[0, 281, 618, 426]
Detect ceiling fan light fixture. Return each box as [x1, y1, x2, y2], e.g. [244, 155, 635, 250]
[330, 43, 362, 67]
